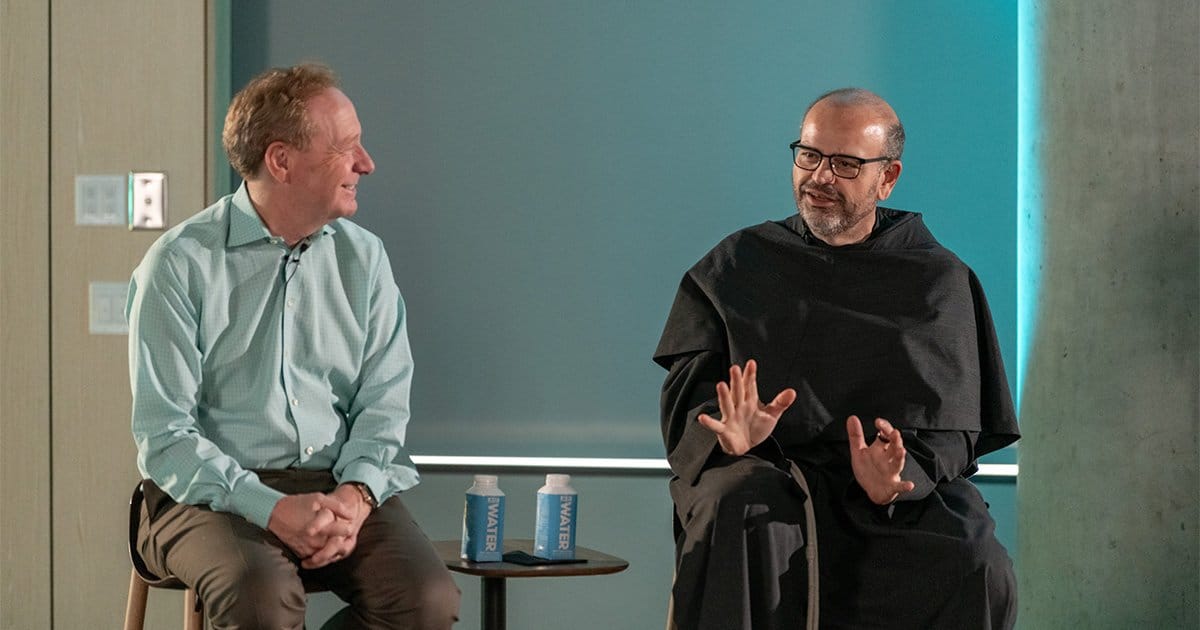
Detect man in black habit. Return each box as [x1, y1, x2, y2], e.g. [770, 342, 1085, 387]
[654, 88, 1020, 630]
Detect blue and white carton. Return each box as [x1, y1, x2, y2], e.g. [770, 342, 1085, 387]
[533, 473, 578, 560]
[461, 474, 505, 562]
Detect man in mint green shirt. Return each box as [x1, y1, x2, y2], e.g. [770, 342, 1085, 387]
[127, 63, 459, 629]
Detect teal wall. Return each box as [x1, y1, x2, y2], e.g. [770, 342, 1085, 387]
[231, 0, 1017, 459]
[228, 3, 1021, 628]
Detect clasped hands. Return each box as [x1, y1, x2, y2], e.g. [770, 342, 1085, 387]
[266, 483, 373, 569]
[698, 359, 916, 505]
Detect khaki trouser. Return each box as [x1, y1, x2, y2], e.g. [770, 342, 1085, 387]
[138, 470, 460, 630]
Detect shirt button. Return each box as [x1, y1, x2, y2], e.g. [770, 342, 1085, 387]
[290, 398, 298, 407]
[305, 446, 314, 455]
[287, 298, 295, 308]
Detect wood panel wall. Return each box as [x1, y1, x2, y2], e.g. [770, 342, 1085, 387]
[2, 1, 217, 626]
[1, 1, 52, 625]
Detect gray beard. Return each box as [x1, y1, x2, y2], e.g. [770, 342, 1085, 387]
[794, 185, 876, 240]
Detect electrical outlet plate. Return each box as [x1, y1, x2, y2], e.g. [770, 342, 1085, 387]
[128, 171, 167, 230]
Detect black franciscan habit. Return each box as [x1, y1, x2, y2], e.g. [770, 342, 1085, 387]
[654, 209, 1020, 630]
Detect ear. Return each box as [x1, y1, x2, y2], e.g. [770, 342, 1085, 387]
[875, 159, 902, 201]
[262, 141, 292, 183]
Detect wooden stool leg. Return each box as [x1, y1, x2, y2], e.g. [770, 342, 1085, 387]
[183, 589, 203, 630]
[124, 568, 149, 630]
[665, 586, 677, 630]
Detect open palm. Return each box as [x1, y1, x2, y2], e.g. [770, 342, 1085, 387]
[698, 359, 797, 456]
[846, 415, 916, 505]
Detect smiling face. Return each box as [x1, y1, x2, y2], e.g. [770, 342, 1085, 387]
[792, 99, 902, 246]
[285, 87, 375, 224]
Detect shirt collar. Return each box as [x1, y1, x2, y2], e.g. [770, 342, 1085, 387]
[227, 181, 337, 248]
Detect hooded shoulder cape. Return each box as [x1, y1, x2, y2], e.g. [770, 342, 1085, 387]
[654, 209, 1019, 470]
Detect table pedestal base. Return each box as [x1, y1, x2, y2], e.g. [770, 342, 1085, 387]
[482, 576, 506, 630]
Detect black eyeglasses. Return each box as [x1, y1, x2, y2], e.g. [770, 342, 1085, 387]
[789, 141, 891, 180]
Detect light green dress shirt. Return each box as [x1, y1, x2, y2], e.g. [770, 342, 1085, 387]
[127, 183, 418, 529]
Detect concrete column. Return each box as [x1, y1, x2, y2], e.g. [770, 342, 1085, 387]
[1018, 1, 1198, 628]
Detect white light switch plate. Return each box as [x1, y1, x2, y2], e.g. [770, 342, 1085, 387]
[75, 175, 128, 226]
[89, 281, 129, 335]
[129, 171, 167, 230]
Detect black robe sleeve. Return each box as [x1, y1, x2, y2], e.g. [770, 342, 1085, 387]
[656, 269, 728, 485]
[897, 429, 979, 502]
[967, 269, 1020, 457]
[660, 351, 723, 486]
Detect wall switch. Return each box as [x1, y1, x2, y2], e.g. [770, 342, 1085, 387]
[129, 171, 167, 230]
[75, 175, 128, 226]
[89, 281, 129, 335]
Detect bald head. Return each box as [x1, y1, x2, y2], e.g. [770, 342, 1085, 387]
[803, 88, 905, 160]
[791, 87, 905, 246]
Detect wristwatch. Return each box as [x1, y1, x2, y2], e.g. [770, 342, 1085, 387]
[348, 482, 377, 510]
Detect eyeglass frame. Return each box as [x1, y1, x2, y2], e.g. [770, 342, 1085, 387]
[789, 141, 892, 180]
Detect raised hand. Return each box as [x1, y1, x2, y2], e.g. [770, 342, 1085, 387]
[846, 415, 916, 505]
[698, 359, 797, 456]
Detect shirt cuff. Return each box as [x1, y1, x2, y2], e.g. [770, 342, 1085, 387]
[225, 478, 287, 529]
[338, 460, 391, 505]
